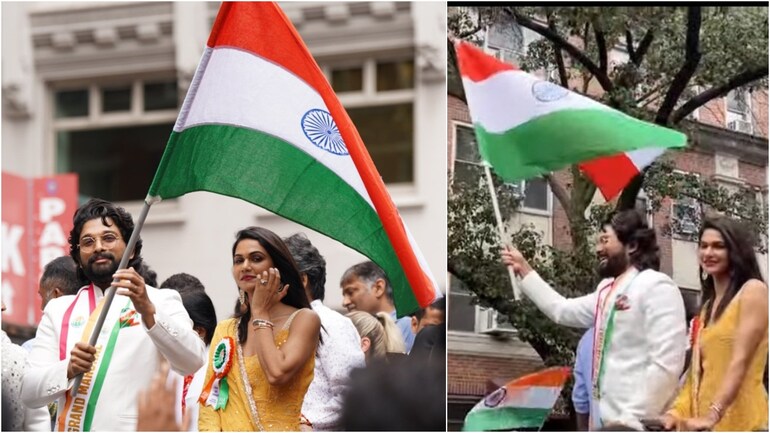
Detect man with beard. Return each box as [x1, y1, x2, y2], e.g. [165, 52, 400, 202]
[501, 210, 686, 430]
[22, 198, 206, 431]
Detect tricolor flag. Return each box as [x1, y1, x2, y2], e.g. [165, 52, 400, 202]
[579, 148, 666, 201]
[455, 41, 687, 197]
[463, 367, 572, 432]
[148, 2, 439, 316]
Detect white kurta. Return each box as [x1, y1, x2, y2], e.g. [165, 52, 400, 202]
[301, 299, 366, 430]
[519, 268, 687, 429]
[22, 284, 207, 431]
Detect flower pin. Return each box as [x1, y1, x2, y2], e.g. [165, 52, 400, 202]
[614, 294, 631, 311]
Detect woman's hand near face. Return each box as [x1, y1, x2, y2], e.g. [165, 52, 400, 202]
[250, 267, 290, 318]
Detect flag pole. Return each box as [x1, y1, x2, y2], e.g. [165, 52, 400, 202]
[70, 199, 153, 397]
[483, 162, 522, 300]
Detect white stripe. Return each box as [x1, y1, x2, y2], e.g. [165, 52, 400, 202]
[176, 46, 374, 208]
[462, 70, 613, 133]
[177, 47, 435, 290]
[471, 386, 562, 412]
[626, 147, 666, 171]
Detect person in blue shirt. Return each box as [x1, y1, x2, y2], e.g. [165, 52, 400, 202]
[340, 261, 415, 352]
[573, 327, 595, 431]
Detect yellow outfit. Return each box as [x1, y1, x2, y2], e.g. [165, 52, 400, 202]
[669, 293, 768, 431]
[198, 311, 315, 431]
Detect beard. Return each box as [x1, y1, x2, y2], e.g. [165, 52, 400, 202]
[597, 251, 629, 279]
[82, 252, 120, 286]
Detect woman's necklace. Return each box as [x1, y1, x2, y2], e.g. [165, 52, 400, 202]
[236, 322, 264, 431]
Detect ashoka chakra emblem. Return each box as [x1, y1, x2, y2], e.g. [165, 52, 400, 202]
[301, 109, 348, 155]
[483, 387, 507, 408]
[532, 81, 569, 102]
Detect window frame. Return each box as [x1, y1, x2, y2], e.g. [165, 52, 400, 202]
[49, 74, 180, 206]
[321, 53, 416, 186]
[670, 170, 702, 239]
[452, 121, 552, 216]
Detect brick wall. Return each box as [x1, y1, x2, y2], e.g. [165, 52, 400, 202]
[448, 353, 543, 397]
[551, 170, 574, 251]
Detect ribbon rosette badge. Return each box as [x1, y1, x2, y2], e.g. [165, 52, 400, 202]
[199, 337, 235, 410]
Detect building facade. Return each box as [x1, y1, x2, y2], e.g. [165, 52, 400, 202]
[2, 2, 447, 336]
[447, 17, 769, 430]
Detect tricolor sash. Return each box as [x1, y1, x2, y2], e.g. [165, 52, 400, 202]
[60, 285, 97, 361]
[589, 269, 640, 429]
[57, 297, 136, 432]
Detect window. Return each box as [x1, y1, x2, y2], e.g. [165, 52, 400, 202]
[326, 57, 414, 184]
[452, 123, 484, 187]
[726, 89, 750, 117]
[453, 123, 550, 213]
[448, 275, 476, 332]
[508, 178, 549, 212]
[726, 89, 753, 134]
[52, 78, 179, 203]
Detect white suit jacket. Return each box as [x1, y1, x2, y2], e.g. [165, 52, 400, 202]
[21, 284, 207, 431]
[519, 268, 687, 429]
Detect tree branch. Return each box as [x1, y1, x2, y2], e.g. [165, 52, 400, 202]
[457, 20, 483, 39]
[626, 30, 638, 64]
[505, 8, 614, 91]
[548, 16, 569, 87]
[595, 27, 608, 76]
[655, 6, 702, 125]
[635, 29, 655, 66]
[447, 38, 467, 104]
[545, 174, 571, 213]
[635, 81, 671, 104]
[616, 172, 645, 211]
[671, 66, 769, 124]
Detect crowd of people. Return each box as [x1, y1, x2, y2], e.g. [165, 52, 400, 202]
[502, 209, 768, 432]
[1, 198, 446, 432]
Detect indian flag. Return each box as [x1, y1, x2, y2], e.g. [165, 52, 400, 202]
[463, 367, 571, 432]
[148, 2, 439, 316]
[455, 41, 687, 190]
[579, 148, 666, 201]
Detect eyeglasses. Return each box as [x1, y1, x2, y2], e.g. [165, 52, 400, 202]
[78, 233, 120, 252]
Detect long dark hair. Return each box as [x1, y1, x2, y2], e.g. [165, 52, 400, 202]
[603, 209, 660, 271]
[231, 227, 310, 343]
[68, 198, 143, 284]
[699, 216, 764, 326]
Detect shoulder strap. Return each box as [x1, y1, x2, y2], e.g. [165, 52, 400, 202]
[282, 309, 303, 331]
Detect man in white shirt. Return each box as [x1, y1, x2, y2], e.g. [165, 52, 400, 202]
[22, 198, 206, 431]
[502, 210, 686, 430]
[285, 233, 366, 431]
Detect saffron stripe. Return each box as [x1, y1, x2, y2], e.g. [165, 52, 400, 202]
[455, 41, 518, 83]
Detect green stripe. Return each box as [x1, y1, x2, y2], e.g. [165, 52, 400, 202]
[148, 124, 420, 315]
[475, 108, 687, 182]
[83, 300, 132, 431]
[463, 407, 552, 431]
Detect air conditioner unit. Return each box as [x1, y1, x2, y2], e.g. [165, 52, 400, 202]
[477, 308, 517, 335]
[728, 119, 753, 135]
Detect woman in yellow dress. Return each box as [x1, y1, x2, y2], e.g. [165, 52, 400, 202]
[198, 227, 321, 431]
[660, 216, 768, 431]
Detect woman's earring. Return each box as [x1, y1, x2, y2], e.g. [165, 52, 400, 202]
[701, 270, 708, 280]
[239, 289, 246, 306]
